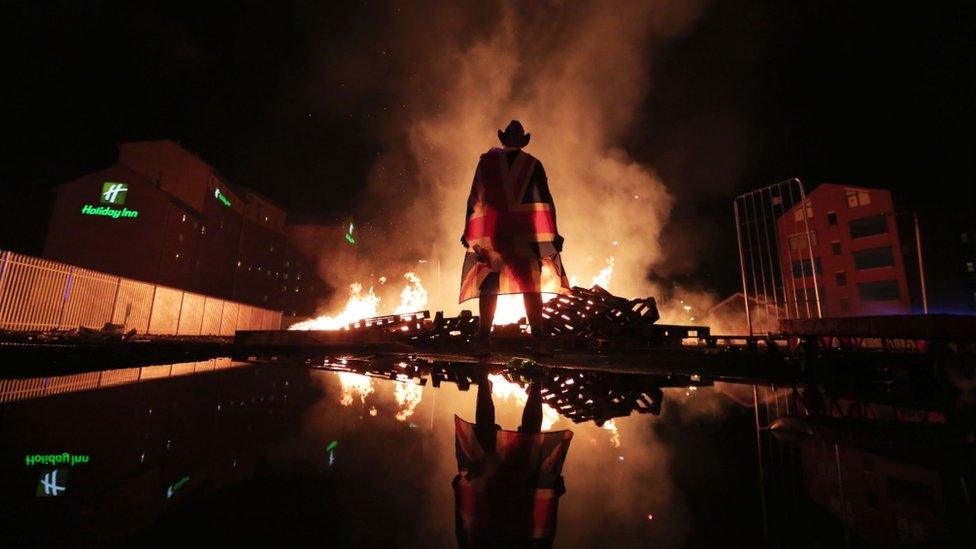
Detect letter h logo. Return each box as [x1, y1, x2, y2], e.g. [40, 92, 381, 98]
[101, 182, 128, 205]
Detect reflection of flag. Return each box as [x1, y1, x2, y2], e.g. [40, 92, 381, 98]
[452, 415, 573, 545]
[459, 148, 570, 303]
[37, 469, 67, 497]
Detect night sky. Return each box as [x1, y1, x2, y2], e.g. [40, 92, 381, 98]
[4, 0, 974, 304]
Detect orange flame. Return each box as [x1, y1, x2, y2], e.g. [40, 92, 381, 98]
[393, 272, 428, 314]
[336, 372, 374, 406]
[602, 418, 621, 447]
[493, 255, 615, 326]
[290, 273, 428, 330]
[394, 381, 425, 421]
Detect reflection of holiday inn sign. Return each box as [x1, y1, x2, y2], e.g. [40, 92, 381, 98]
[81, 182, 140, 219]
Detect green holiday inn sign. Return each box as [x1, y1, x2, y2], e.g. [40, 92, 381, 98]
[81, 182, 140, 219]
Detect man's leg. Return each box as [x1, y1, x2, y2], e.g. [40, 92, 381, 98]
[523, 292, 552, 355]
[523, 292, 545, 337]
[475, 372, 497, 452]
[479, 293, 497, 342]
[519, 381, 544, 433]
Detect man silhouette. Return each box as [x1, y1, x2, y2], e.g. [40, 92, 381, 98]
[459, 120, 571, 355]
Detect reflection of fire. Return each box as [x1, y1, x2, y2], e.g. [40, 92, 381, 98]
[290, 272, 428, 330]
[487, 374, 560, 430]
[602, 418, 621, 447]
[394, 381, 425, 421]
[337, 372, 374, 406]
[492, 256, 615, 326]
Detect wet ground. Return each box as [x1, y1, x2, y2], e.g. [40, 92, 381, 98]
[0, 359, 971, 547]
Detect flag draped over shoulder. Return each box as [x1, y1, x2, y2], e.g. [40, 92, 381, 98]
[453, 415, 574, 548]
[459, 147, 571, 303]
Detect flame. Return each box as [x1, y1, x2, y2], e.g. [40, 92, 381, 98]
[492, 294, 528, 326]
[492, 256, 615, 326]
[393, 272, 428, 314]
[336, 372, 374, 406]
[591, 256, 615, 289]
[290, 283, 381, 330]
[290, 273, 428, 330]
[394, 381, 425, 421]
[487, 374, 560, 430]
[602, 418, 621, 447]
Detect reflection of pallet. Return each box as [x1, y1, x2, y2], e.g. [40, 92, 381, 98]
[539, 370, 664, 425]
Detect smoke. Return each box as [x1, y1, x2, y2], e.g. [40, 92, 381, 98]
[308, 0, 710, 315]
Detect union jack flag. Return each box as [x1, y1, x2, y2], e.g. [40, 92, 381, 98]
[459, 147, 571, 303]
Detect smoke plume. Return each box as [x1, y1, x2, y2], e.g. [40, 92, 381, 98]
[310, 0, 709, 314]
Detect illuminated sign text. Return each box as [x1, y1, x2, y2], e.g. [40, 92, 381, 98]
[81, 204, 139, 219]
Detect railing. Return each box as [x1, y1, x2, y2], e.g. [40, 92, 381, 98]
[0, 358, 242, 403]
[0, 250, 281, 335]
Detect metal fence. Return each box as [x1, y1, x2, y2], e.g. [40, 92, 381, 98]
[734, 179, 821, 335]
[0, 358, 241, 404]
[0, 250, 280, 335]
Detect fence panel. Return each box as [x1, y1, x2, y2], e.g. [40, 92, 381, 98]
[237, 304, 253, 331]
[177, 293, 205, 335]
[220, 301, 239, 336]
[112, 279, 155, 334]
[0, 253, 68, 330]
[99, 368, 141, 387]
[0, 249, 280, 336]
[147, 287, 182, 335]
[201, 297, 223, 335]
[61, 267, 118, 329]
[734, 179, 821, 335]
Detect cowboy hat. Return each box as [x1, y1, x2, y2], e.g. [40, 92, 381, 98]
[497, 120, 531, 148]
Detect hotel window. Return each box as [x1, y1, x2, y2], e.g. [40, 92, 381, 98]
[792, 201, 814, 222]
[845, 188, 871, 208]
[792, 257, 822, 278]
[857, 280, 900, 302]
[787, 231, 817, 250]
[836, 271, 847, 286]
[831, 241, 842, 255]
[853, 246, 894, 270]
[827, 212, 838, 226]
[849, 215, 888, 238]
[794, 286, 823, 304]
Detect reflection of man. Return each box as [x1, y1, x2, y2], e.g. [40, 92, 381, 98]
[453, 366, 574, 548]
[459, 120, 571, 355]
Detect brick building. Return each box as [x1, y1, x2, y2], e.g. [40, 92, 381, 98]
[43, 140, 330, 316]
[776, 184, 918, 317]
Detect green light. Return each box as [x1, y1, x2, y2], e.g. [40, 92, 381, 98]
[166, 475, 190, 499]
[214, 188, 231, 207]
[326, 440, 339, 452]
[345, 222, 356, 245]
[101, 182, 128, 205]
[81, 204, 139, 219]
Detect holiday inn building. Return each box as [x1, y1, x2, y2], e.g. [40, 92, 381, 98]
[43, 140, 329, 316]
